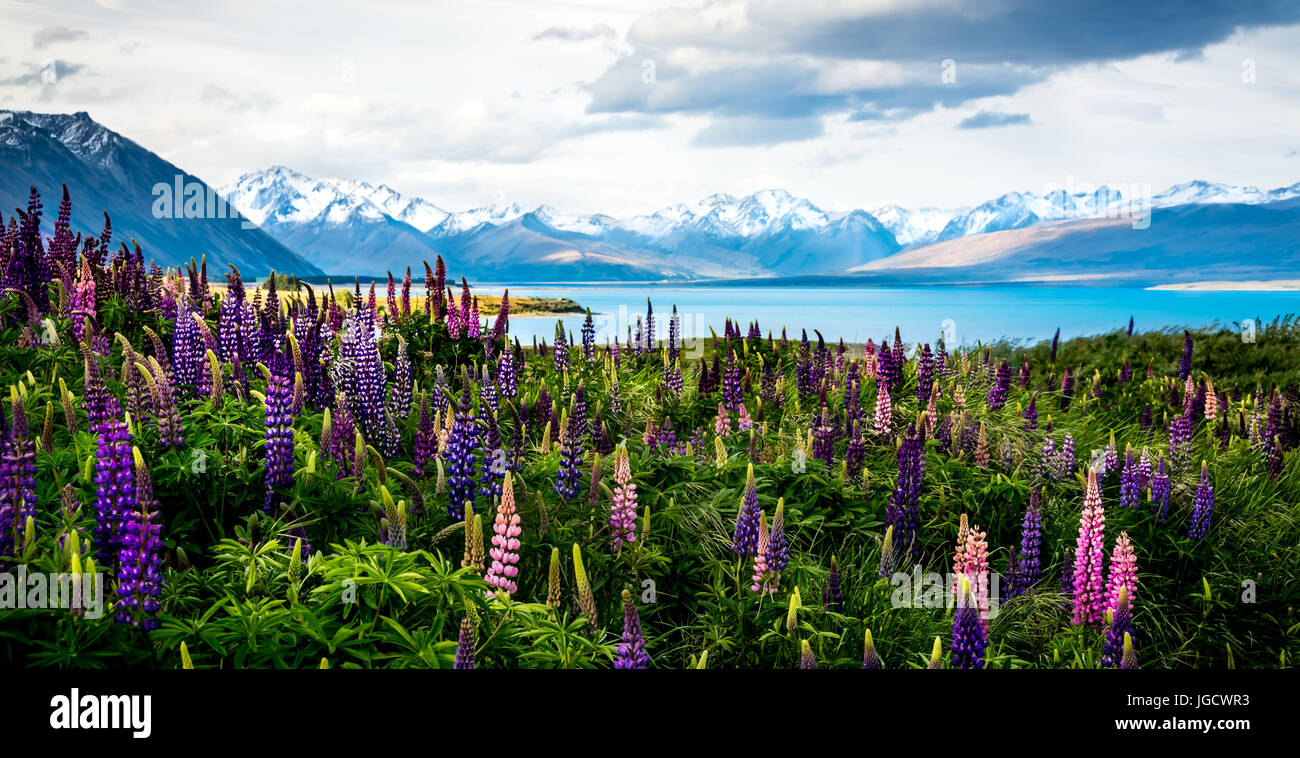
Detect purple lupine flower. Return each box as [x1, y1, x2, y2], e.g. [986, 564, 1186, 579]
[553, 409, 584, 502]
[581, 308, 595, 360]
[454, 617, 475, 669]
[327, 394, 356, 476]
[446, 374, 479, 520]
[1150, 454, 1171, 523]
[1023, 393, 1038, 431]
[263, 349, 296, 513]
[171, 296, 203, 393]
[115, 449, 163, 629]
[1071, 469, 1107, 627]
[388, 337, 412, 423]
[93, 406, 135, 570]
[766, 498, 788, 574]
[987, 359, 1011, 410]
[615, 588, 651, 669]
[812, 403, 835, 469]
[1119, 449, 1139, 508]
[1169, 411, 1193, 473]
[552, 321, 569, 375]
[412, 394, 436, 477]
[732, 463, 762, 556]
[1119, 354, 1132, 382]
[1100, 585, 1133, 668]
[668, 306, 681, 363]
[721, 350, 742, 411]
[823, 555, 843, 614]
[1057, 433, 1076, 481]
[887, 424, 925, 562]
[1050, 327, 1060, 363]
[1178, 330, 1193, 381]
[1059, 368, 1075, 410]
[1006, 488, 1043, 599]
[917, 344, 934, 404]
[845, 421, 866, 480]
[800, 639, 818, 670]
[951, 577, 987, 669]
[1188, 461, 1215, 541]
[644, 299, 655, 352]
[0, 395, 37, 556]
[862, 629, 882, 669]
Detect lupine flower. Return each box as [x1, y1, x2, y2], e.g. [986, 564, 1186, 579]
[862, 629, 882, 669]
[732, 463, 762, 556]
[1188, 460, 1215, 541]
[874, 382, 892, 436]
[263, 349, 296, 512]
[714, 403, 732, 436]
[1150, 454, 1171, 523]
[0, 392, 37, 556]
[572, 543, 597, 626]
[887, 424, 924, 562]
[1105, 531, 1138, 615]
[1101, 585, 1133, 668]
[822, 555, 843, 614]
[1119, 448, 1139, 508]
[1006, 488, 1043, 599]
[615, 588, 651, 669]
[609, 443, 638, 548]
[1178, 330, 1193, 380]
[554, 408, 584, 501]
[454, 617, 475, 670]
[1071, 468, 1107, 627]
[552, 321, 569, 375]
[721, 350, 742, 410]
[115, 447, 163, 629]
[988, 359, 1011, 409]
[951, 576, 986, 669]
[750, 510, 772, 593]
[878, 524, 895, 579]
[799, 639, 817, 669]
[1120, 632, 1139, 669]
[446, 375, 479, 520]
[93, 405, 135, 570]
[1050, 327, 1060, 363]
[765, 496, 788, 578]
[484, 471, 522, 595]
[412, 394, 436, 477]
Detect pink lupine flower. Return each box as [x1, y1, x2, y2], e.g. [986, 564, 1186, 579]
[874, 382, 892, 436]
[1071, 468, 1107, 627]
[610, 444, 637, 548]
[714, 402, 732, 436]
[750, 510, 773, 594]
[736, 403, 753, 431]
[953, 515, 990, 630]
[1105, 531, 1138, 615]
[484, 471, 522, 595]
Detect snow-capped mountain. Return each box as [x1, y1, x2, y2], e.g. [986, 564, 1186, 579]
[0, 111, 321, 277]
[871, 205, 961, 247]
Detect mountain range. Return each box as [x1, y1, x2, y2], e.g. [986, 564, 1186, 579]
[0, 110, 321, 277]
[3, 110, 1297, 286]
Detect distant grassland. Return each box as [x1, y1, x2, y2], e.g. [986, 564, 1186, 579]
[207, 282, 584, 318]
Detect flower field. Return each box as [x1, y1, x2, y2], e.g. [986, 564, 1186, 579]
[1, 186, 1298, 670]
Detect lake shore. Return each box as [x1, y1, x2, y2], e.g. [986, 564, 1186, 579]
[1146, 280, 1300, 291]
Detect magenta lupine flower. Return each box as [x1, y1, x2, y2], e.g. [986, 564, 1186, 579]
[454, 617, 475, 669]
[1119, 354, 1132, 382]
[610, 444, 637, 548]
[951, 577, 986, 669]
[115, 449, 163, 629]
[1188, 461, 1215, 541]
[1105, 531, 1137, 616]
[484, 473, 522, 595]
[732, 464, 761, 556]
[263, 349, 296, 513]
[446, 291, 462, 338]
[70, 257, 96, 346]
[736, 403, 753, 432]
[1071, 468, 1107, 627]
[1023, 393, 1038, 431]
[615, 588, 651, 669]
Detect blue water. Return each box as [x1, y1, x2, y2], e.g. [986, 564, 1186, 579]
[474, 285, 1300, 349]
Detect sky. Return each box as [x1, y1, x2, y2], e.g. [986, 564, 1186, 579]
[2, 0, 1299, 217]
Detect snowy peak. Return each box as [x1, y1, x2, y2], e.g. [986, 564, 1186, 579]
[220, 167, 449, 231]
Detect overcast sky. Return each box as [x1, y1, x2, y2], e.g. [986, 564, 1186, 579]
[2, 0, 1299, 216]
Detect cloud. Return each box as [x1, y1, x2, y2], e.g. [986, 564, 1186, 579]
[120, 42, 144, 55]
[0, 60, 85, 87]
[692, 115, 823, 147]
[957, 111, 1031, 129]
[1287, 150, 1299, 158]
[533, 24, 616, 43]
[200, 84, 278, 113]
[580, 0, 1300, 144]
[32, 27, 88, 50]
